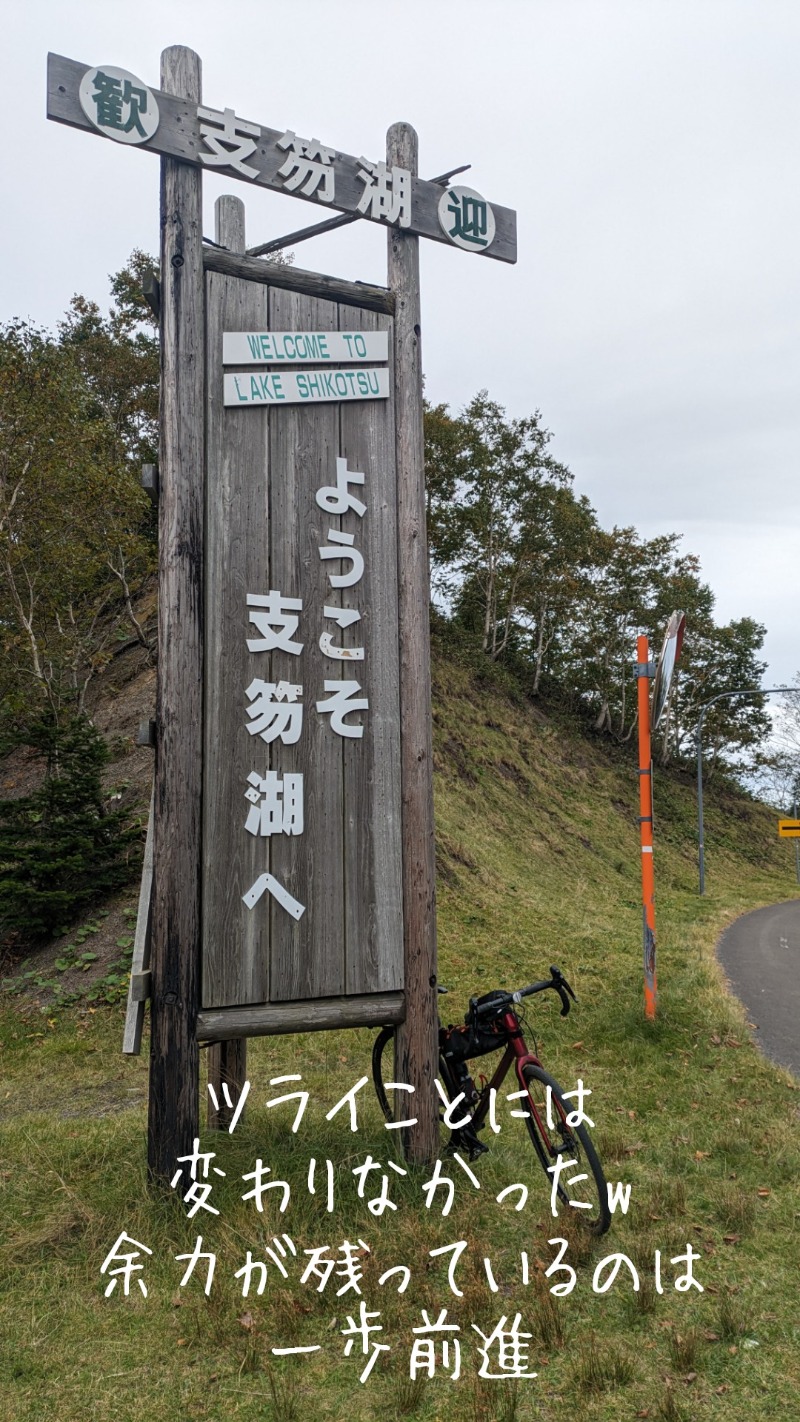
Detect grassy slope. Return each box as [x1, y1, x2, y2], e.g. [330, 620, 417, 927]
[1, 634, 799, 1422]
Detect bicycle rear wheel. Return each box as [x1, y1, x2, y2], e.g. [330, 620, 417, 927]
[372, 1025, 397, 1123]
[519, 1063, 611, 1235]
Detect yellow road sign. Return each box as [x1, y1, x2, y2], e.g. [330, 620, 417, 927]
[778, 819, 800, 838]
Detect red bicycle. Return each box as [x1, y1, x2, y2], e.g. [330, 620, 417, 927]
[372, 965, 611, 1235]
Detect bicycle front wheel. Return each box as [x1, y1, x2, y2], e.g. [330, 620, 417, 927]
[519, 1063, 611, 1235]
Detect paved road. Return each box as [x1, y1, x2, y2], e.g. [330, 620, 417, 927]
[717, 899, 800, 1075]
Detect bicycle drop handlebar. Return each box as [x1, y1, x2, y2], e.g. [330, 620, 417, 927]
[469, 965, 578, 1022]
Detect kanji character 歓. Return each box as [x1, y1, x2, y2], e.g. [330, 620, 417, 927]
[245, 679, 303, 744]
[100, 1232, 152, 1297]
[244, 771, 304, 836]
[198, 105, 260, 178]
[276, 130, 335, 202]
[90, 71, 149, 136]
[246, 591, 303, 655]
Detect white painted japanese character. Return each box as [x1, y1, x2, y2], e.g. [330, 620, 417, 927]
[198, 106, 260, 178]
[316, 680, 368, 738]
[276, 130, 335, 203]
[356, 158, 411, 227]
[320, 606, 364, 662]
[246, 591, 303, 655]
[245, 680, 303, 744]
[315, 457, 366, 518]
[244, 770, 304, 836]
[242, 873, 305, 920]
[319, 530, 364, 588]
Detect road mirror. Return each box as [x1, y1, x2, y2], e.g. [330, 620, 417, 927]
[651, 610, 686, 731]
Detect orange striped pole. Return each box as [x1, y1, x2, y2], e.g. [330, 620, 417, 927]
[636, 634, 657, 1020]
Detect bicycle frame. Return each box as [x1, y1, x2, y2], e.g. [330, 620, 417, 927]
[457, 1008, 561, 1154]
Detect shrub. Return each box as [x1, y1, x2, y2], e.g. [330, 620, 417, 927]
[0, 714, 138, 942]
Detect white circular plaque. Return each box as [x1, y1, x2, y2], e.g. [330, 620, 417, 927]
[79, 66, 159, 145]
[437, 185, 497, 252]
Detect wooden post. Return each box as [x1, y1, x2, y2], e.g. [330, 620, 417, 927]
[636, 634, 657, 1020]
[148, 45, 204, 1184]
[387, 122, 439, 1164]
[206, 194, 248, 1130]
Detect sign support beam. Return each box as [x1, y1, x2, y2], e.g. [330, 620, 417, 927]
[148, 44, 204, 1185]
[388, 122, 439, 1163]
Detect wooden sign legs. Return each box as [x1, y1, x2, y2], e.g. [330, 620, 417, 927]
[205, 194, 249, 1132]
[387, 123, 440, 1164]
[147, 46, 204, 1184]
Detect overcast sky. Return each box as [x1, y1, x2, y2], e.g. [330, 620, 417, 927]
[3, 0, 798, 692]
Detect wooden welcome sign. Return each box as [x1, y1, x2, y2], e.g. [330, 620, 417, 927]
[47, 44, 516, 1181]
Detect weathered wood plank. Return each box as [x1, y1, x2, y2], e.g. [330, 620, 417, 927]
[147, 45, 204, 1185]
[205, 249, 394, 315]
[338, 303, 403, 995]
[387, 123, 439, 1164]
[203, 200, 271, 1009]
[197, 992, 404, 1041]
[268, 286, 345, 1001]
[122, 785, 154, 1055]
[47, 52, 517, 263]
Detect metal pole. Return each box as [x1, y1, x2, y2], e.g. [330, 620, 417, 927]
[795, 798, 800, 886]
[637, 635, 657, 1019]
[697, 707, 706, 896]
[695, 686, 797, 895]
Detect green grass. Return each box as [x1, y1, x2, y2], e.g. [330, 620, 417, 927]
[1, 643, 799, 1420]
